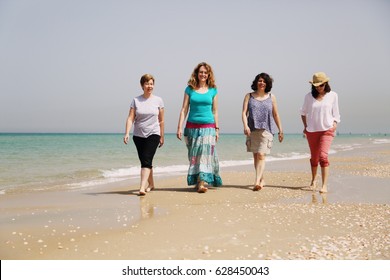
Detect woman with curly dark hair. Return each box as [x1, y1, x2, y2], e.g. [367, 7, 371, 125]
[242, 72, 284, 191]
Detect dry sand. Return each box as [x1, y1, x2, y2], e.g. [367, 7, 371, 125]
[0, 144, 389, 260]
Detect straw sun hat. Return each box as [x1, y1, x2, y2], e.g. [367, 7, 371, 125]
[309, 72, 330, 86]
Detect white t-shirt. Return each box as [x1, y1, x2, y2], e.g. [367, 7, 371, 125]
[300, 91, 341, 132]
[130, 95, 164, 138]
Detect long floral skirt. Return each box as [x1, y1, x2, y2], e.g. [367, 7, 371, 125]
[184, 124, 223, 187]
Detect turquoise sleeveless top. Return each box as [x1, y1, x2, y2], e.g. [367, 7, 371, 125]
[185, 86, 217, 124]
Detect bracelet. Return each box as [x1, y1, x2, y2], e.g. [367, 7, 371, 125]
[215, 127, 220, 130]
[278, 132, 283, 135]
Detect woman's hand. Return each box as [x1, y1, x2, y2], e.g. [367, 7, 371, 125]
[244, 126, 251, 136]
[123, 134, 129, 144]
[159, 137, 164, 147]
[176, 129, 182, 140]
[278, 132, 284, 143]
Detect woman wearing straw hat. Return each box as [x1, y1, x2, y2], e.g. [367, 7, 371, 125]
[300, 72, 340, 193]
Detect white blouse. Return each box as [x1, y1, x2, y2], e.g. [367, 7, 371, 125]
[300, 91, 341, 132]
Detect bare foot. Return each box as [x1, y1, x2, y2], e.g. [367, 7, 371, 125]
[319, 185, 328, 193]
[139, 189, 146, 196]
[146, 185, 155, 192]
[309, 181, 317, 191]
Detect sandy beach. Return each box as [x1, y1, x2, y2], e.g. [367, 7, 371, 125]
[0, 143, 389, 260]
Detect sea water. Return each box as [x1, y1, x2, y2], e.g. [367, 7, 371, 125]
[0, 133, 389, 194]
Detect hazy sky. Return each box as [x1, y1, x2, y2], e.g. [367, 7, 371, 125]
[1, 0, 389, 134]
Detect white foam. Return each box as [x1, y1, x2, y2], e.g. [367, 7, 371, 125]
[372, 138, 390, 144]
[333, 143, 362, 151]
[269, 152, 310, 161]
[67, 152, 320, 189]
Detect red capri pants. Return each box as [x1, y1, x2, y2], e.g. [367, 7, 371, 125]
[305, 128, 335, 167]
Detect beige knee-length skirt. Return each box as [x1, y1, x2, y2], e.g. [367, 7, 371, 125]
[246, 129, 273, 154]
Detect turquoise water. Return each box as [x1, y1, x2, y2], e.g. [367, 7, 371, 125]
[0, 133, 389, 194]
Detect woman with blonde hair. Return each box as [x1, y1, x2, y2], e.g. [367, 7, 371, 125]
[177, 62, 222, 193]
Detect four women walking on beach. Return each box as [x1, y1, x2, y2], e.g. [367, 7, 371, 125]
[300, 72, 340, 193]
[123, 74, 165, 196]
[176, 62, 223, 193]
[242, 73, 284, 191]
[123, 69, 340, 196]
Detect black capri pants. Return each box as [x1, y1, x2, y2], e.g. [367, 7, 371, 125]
[133, 134, 161, 169]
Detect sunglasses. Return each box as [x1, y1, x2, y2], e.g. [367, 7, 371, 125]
[316, 83, 326, 87]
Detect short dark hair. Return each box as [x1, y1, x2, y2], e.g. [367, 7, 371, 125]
[140, 74, 155, 86]
[311, 82, 331, 98]
[251, 73, 273, 93]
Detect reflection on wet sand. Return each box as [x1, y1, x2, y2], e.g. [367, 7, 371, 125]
[311, 193, 327, 204]
[140, 197, 155, 219]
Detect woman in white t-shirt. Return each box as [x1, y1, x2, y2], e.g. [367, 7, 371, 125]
[301, 72, 340, 193]
[124, 74, 165, 196]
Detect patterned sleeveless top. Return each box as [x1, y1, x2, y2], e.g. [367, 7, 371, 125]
[247, 93, 276, 134]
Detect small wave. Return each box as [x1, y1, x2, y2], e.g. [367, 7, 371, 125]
[333, 143, 362, 151]
[372, 138, 390, 144]
[220, 160, 252, 167]
[267, 152, 310, 161]
[67, 177, 127, 189]
[68, 164, 190, 188]
[102, 166, 140, 178]
[67, 152, 313, 189]
[102, 165, 189, 179]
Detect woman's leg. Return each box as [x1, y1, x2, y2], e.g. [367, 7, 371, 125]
[305, 131, 321, 189]
[133, 135, 160, 195]
[318, 129, 334, 193]
[139, 167, 151, 195]
[310, 165, 318, 190]
[253, 153, 266, 190]
[319, 166, 329, 193]
[146, 168, 155, 192]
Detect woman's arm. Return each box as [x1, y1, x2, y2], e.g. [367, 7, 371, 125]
[158, 108, 165, 147]
[271, 95, 284, 142]
[301, 115, 307, 134]
[212, 94, 219, 141]
[332, 93, 341, 130]
[177, 93, 189, 140]
[242, 93, 251, 136]
[123, 107, 135, 144]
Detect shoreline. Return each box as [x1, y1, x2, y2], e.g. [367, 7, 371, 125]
[0, 144, 389, 260]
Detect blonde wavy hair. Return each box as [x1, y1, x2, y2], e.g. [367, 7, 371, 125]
[187, 62, 217, 89]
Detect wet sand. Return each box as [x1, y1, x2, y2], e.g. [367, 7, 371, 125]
[0, 143, 389, 260]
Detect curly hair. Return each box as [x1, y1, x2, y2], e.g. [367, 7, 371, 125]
[251, 73, 273, 93]
[187, 62, 217, 89]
